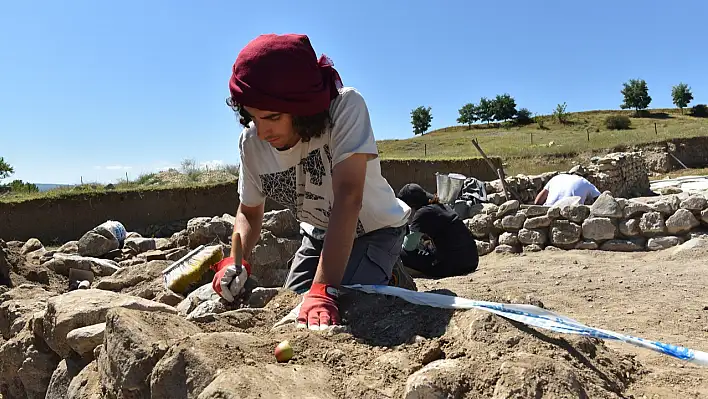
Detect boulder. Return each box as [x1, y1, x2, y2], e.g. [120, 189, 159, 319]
[469, 203, 499, 217]
[176, 283, 221, 316]
[77, 229, 119, 258]
[575, 240, 599, 250]
[0, 324, 61, 399]
[0, 284, 54, 340]
[680, 195, 707, 213]
[20, 238, 44, 255]
[665, 209, 700, 235]
[137, 249, 170, 261]
[45, 358, 90, 399]
[501, 212, 526, 231]
[600, 238, 646, 252]
[496, 200, 520, 218]
[170, 230, 190, 248]
[589, 192, 623, 218]
[186, 299, 227, 322]
[247, 287, 280, 308]
[702, 209, 708, 225]
[464, 214, 493, 239]
[97, 307, 202, 398]
[249, 231, 301, 287]
[523, 216, 551, 229]
[498, 232, 519, 247]
[550, 220, 582, 246]
[262, 209, 299, 237]
[623, 201, 653, 218]
[66, 323, 106, 358]
[647, 236, 682, 251]
[45, 254, 120, 277]
[654, 195, 681, 216]
[639, 212, 666, 236]
[123, 237, 159, 254]
[41, 289, 177, 358]
[95, 259, 170, 294]
[494, 245, 519, 254]
[492, 353, 590, 398]
[150, 332, 266, 398]
[581, 217, 617, 241]
[475, 241, 494, 256]
[546, 206, 561, 219]
[523, 244, 544, 252]
[66, 360, 102, 399]
[154, 290, 185, 307]
[404, 359, 468, 399]
[619, 218, 641, 237]
[187, 216, 233, 248]
[560, 204, 590, 223]
[517, 229, 547, 246]
[523, 205, 550, 218]
[197, 364, 336, 398]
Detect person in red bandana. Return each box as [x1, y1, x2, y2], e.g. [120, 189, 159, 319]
[212, 33, 413, 330]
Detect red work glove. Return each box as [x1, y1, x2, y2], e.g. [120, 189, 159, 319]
[211, 257, 251, 302]
[297, 283, 340, 330]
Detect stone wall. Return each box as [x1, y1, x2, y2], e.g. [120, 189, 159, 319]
[463, 192, 708, 256]
[483, 152, 651, 205]
[380, 158, 502, 194]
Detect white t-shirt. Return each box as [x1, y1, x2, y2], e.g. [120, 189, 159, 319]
[238, 87, 411, 237]
[543, 174, 602, 206]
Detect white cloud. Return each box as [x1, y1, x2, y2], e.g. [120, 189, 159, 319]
[105, 165, 133, 170]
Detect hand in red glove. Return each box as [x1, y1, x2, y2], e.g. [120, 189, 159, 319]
[211, 257, 251, 302]
[297, 283, 340, 330]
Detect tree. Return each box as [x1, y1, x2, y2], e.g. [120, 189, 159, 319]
[411, 106, 433, 135]
[553, 102, 569, 124]
[476, 97, 495, 125]
[0, 157, 13, 180]
[456, 103, 478, 129]
[515, 108, 533, 125]
[620, 79, 652, 114]
[492, 94, 517, 122]
[672, 83, 694, 114]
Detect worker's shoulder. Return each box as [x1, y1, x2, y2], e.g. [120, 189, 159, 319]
[330, 87, 368, 115]
[238, 122, 265, 151]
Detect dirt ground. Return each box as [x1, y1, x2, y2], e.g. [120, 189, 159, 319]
[4, 239, 708, 398]
[412, 245, 708, 398]
[189, 243, 708, 398]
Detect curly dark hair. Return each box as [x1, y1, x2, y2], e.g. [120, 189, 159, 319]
[226, 97, 333, 142]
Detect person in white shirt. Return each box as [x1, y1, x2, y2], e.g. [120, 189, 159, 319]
[534, 173, 602, 206]
[211, 33, 412, 331]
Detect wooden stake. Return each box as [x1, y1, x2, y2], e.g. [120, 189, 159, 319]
[471, 139, 521, 202]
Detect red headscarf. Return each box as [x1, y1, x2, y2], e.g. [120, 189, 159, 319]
[228, 34, 343, 116]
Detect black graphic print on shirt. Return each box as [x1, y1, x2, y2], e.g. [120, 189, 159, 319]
[258, 145, 366, 236]
[260, 166, 297, 212]
[300, 149, 326, 186]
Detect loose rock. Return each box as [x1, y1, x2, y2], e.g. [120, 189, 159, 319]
[20, 238, 43, 255]
[639, 212, 666, 236]
[66, 323, 106, 358]
[561, 204, 590, 223]
[590, 192, 623, 218]
[680, 195, 707, 213]
[262, 209, 299, 237]
[523, 215, 551, 229]
[517, 229, 547, 246]
[647, 236, 682, 251]
[581, 217, 617, 241]
[496, 200, 520, 218]
[501, 212, 526, 231]
[665, 209, 700, 235]
[550, 220, 582, 246]
[464, 214, 493, 239]
[619, 218, 641, 237]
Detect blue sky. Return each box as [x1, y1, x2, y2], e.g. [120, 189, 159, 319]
[2, 0, 707, 184]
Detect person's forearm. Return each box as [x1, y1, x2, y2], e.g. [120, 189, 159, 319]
[313, 197, 361, 287]
[232, 205, 263, 263]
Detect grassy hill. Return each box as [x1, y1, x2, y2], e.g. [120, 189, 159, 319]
[377, 107, 708, 174]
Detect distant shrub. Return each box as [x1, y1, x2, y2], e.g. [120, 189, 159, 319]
[501, 121, 516, 129]
[691, 104, 708, 117]
[605, 115, 631, 130]
[554, 102, 569, 124]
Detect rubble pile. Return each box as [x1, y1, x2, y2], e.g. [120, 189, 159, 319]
[0, 208, 651, 398]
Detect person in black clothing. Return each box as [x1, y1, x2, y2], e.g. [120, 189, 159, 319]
[396, 183, 479, 278]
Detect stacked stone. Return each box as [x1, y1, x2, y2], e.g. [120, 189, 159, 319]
[463, 192, 708, 256]
[481, 151, 650, 205]
[585, 152, 650, 199]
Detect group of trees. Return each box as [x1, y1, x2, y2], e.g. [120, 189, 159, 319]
[0, 157, 38, 194]
[411, 94, 532, 135]
[410, 79, 702, 135]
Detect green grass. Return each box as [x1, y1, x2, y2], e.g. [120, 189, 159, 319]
[378, 108, 708, 173]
